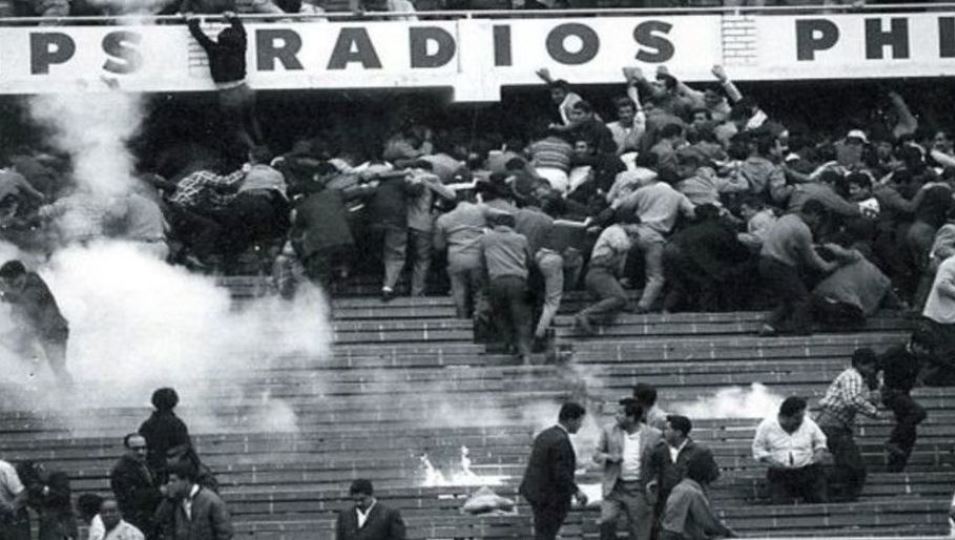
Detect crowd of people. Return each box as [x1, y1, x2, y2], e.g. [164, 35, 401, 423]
[522, 344, 932, 540]
[6, 60, 955, 369]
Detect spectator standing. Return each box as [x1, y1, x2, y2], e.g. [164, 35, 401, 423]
[657, 415, 720, 508]
[880, 330, 931, 472]
[519, 402, 589, 540]
[16, 461, 77, 540]
[110, 434, 162, 539]
[155, 462, 232, 540]
[592, 399, 663, 540]
[404, 162, 455, 297]
[921, 254, 955, 384]
[752, 397, 828, 504]
[434, 196, 488, 319]
[479, 212, 533, 363]
[813, 349, 882, 501]
[138, 388, 191, 484]
[88, 499, 144, 540]
[334, 479, 406, 540]
[633, 383, 668, 431]
[0, 260, 72, 387]
[0, 458, 28, 540]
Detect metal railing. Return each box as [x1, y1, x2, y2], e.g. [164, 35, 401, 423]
[1, 2, 953, 24]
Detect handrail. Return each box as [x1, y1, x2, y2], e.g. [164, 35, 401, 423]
[2, 2, 955, 24]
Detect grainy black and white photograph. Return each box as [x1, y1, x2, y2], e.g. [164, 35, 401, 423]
[0, 1, 950, 539]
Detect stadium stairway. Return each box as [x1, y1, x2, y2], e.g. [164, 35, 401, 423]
[0, 275, 950, 539]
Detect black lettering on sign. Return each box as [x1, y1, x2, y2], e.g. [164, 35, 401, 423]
[795, 19, 838, 61]
[493, 25, 511, 67]
[102, 31, 143, 75]
[410, 27, 455, 68]
[633, 21, 674, 63]
[327, 28, 382, 70]
[545, 23, 598, 65]
[940, 17, 955, 58]
[30, 32, 75, 75]
[865, 18, 909, 59]
[257, 29, 303, 71]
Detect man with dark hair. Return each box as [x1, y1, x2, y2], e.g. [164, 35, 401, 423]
[156, 462, 232, 540]
[138, 388, 191, 483]
[0, 259, 72, 387]
[480, 212, 534, 363]
[814, 349, 884, 501]
[657, 415, 720, 509]
[633, 383, 667, 430]
[335, 479, 406, 540]
[88, 498, 144, 540]
[110, 434, 162, 538]
[575, 221, 640, 334]
[879, 330, 931, 472]
[660, 453, 736, 540]
[758, 200, 845, 336]
[519, 402, 588, 540]
[593, 398, 663, 540]
[186, 11, 261, 150]
[752, 397, 828, 504]
[16, 460, 76, 540]
[434, 194, 489, 319]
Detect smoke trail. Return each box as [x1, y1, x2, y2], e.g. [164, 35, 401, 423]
[670, 382, 784, 419]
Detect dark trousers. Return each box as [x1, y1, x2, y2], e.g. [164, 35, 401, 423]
[166, 204, 222, 261]
[530, 501, 570, 540]
[883, 388, 927, 472]
[767, 464, 827, 504]
[759, 257, 811, 334]
[488, 275, 533, 356]
[820, 423, 866, 500]
[220, 192, 290, 256]
[41, 330, 71, 388]
[579, 265, 628, 325]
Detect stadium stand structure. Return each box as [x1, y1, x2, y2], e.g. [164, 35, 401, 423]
[0, 276, 950, 539]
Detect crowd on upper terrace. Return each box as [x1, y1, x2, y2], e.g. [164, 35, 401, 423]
[3, 58, 955, 371]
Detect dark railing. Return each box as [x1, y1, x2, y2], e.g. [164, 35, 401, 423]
[0, 2, 952, 25]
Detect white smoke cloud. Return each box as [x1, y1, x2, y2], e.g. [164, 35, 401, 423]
[28, 92, 143, 198]
[670, 382, 784, 420]
[0, 240, 332, 434]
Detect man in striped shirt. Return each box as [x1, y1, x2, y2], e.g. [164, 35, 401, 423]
[814, 348, 884, 501]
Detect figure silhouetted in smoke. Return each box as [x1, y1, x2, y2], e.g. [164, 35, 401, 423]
[186, 11, 263, 152]
[0, 260, 73, 388]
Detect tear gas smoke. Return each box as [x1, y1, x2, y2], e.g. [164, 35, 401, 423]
[671, 382, 784, 419]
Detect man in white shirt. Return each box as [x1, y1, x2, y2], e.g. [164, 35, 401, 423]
[0, 459, 28, 540]
[593, 399, 664, 540]
[89, 499, 145, 540]
[752, 396, 829, 504]
[920, 256, 955, 385]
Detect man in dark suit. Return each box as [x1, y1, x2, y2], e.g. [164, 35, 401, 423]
[519, 402, 589, 540]
[335, 479, 406, 540]
[656, 415, 720, 510]
[156, 462, 232, 540]
[110, 434, 162, 539]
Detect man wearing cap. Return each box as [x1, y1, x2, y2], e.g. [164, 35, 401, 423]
[593, 398, 664, 540]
